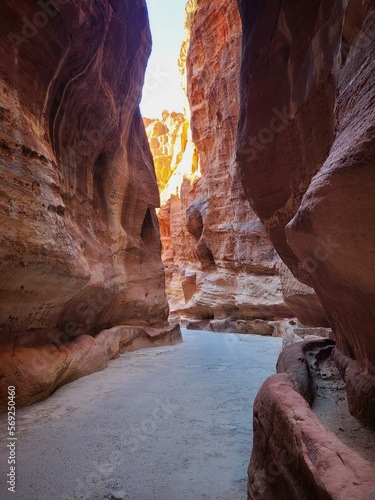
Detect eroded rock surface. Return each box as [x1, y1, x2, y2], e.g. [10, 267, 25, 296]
[0, 0, 180, 410]
[157, 0, 295, 329]
[249, 358, 375, 499]
[249, 341, 375, 498]
[236, 0, 375, 427]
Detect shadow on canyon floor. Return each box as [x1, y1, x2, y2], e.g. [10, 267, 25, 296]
[0, 330, 282, 500]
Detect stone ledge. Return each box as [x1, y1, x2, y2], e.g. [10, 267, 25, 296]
[0, 323, 182, 412]
[248, 340, 375, 499]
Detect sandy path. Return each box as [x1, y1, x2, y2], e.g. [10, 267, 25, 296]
[0, 330, 281, 500]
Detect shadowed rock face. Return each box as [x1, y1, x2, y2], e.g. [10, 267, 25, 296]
[0, 0, 179, 409]
[278, 262, 329, 327]
[236, 0, 375, 427]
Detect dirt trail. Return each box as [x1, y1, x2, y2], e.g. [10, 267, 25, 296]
[0, 330, 282, 500]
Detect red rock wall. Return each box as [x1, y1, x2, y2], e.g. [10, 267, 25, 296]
[249, 367, 375, 499]
[236, 0, 375, 426]
[159, 0, 295, 330]
[0, 0, 180, 410]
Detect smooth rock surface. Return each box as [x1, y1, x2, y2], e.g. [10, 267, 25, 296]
[236, 0, 375, 426]
[278, 262, 329, 327]
[0, 329, 282, 500]
[248, 341, 375, 499]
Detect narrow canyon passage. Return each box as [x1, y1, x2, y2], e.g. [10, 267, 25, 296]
[1, 0, 374, 498]
[0, 331, 281, 500]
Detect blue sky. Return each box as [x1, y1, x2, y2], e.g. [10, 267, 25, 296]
[140, 0, 188, 118]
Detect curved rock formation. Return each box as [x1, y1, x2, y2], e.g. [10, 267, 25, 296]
[0, 0, 180, 410]
[157, 0, 295, 330]
[236, 0, 375, 427]
[249, 341, 375, 499]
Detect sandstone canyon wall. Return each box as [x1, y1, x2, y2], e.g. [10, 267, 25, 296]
[0, 0, 180, 411]
[236, 0, 375, 496]
[157, 0, 300, 333]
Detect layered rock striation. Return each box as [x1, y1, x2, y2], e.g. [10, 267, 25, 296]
[0, 0, 181, 410]
[157, 0, 296, 331]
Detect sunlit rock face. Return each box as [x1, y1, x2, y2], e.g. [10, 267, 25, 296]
[157, 0, 295, 329]
[236, 0, 375, 428]
[0, 0, 180, 410]
[144, 111, 189, 192]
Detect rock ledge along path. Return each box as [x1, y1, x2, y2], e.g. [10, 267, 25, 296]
[0, 330, 282, 500]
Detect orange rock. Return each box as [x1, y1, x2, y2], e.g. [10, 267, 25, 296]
[144, 111, 189, 191]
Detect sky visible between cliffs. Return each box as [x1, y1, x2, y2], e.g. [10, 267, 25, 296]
[140, 0, 187, 119]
